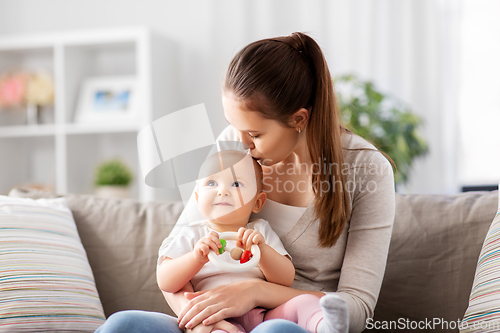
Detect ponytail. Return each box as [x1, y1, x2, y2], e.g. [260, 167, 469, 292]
[292, 32, 351, 247]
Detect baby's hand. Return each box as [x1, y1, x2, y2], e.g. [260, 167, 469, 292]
[193, 231, 221, 263]
[237, 227, 266, 253]
[185, 322, 214, 333]
[186, 319, 242, 333]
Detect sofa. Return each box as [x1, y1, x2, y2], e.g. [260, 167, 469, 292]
[6, 187, 499, 332]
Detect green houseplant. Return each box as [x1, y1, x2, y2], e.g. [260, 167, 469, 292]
[335, 74, 428, 185]
[94, 158, 133, 198]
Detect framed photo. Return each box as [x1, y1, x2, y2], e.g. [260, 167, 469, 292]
[75, 76, 139, 123]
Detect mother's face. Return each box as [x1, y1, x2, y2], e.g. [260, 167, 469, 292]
[222, 93, 301, 166]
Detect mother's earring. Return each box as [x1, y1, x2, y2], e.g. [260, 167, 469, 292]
[296, 127, 302, 134]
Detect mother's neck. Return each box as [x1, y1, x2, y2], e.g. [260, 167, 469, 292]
[276, 135, 312, 173]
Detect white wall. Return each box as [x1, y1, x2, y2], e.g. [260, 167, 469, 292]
[459, 0, 500, 187]
[0, 0, 467, 195]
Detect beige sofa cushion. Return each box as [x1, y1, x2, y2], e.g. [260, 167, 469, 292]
[9, 188, 184, 318]
[368, 191, 498, 332]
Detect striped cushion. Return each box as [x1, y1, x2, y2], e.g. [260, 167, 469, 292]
[461, 188, 500, 332]
[0, 196, 105, 332]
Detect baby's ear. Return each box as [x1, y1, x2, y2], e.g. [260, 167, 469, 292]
[252, 191, 267, 213]
[194, 190, 199, 203]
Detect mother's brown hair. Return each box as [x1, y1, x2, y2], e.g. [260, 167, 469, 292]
[223, 32, 352, 247]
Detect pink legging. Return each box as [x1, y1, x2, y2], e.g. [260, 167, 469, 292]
[213, 294, 323, 333]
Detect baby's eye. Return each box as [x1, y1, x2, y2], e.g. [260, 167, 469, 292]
[232, 181, 243, 187]
[249, 133, 259, 139]
[207, 180, 217, 187]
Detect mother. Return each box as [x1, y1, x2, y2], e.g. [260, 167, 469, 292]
[96, 32, 395, 333]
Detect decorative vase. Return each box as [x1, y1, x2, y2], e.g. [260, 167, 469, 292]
[26, 103, 39, 125]
[95, 185, 130, 199]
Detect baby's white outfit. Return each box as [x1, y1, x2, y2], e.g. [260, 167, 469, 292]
[158, 218, 290, 291]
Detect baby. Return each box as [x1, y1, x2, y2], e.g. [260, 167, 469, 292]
[157, 150, 348, 333]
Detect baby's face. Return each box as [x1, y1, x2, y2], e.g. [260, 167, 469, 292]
[196, 154, 259, 227]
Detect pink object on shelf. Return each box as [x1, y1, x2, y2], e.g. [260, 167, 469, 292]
[0, 73, 27, 108]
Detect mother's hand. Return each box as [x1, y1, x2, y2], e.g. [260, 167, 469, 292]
[177, 279, 260, 330]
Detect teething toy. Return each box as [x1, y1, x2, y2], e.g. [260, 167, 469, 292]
[208, 231, 261, 273]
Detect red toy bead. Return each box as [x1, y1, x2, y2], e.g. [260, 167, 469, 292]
[240, 250, 253, 264]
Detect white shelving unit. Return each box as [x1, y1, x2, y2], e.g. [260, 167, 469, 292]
[0, 27, 172, 201]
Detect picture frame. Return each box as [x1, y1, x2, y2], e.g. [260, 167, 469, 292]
[75, 76, 139, 123]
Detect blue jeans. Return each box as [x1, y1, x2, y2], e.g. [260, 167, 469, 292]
[94, 310, 309, 333]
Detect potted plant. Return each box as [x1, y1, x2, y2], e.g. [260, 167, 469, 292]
[94, 158, 133, 198]
[335, 74, 428, 185]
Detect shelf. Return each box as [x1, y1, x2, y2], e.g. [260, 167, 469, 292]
[0, 47, 53, 74]
[0, 27, 165, 202]
[0, 122, 142, 137]
[66, 133, 139, 198]
[65, 123, 140, 135]
[0, 136, 56, 195]
[0, 124, 56, 138]
[0, 27, 148, 50]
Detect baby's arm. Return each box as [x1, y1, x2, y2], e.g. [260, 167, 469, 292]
[238, 227, 295, 287]
[157, 231, 222, 293]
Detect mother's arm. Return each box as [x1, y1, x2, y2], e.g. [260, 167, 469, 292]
[176, 279, 325, 329]
[334, 151, 396, 332]
[162, 284, 244, 333]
